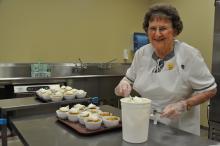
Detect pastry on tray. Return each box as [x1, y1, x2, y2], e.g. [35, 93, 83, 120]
[63, 89, 77, 100]
[67, 108, 80, 122]
[41, 90, 52, 101]
[78, 111, 90, 125]
[76, 90, 87, 98]
[36, 88, 46, 96]
[65, 86, 73, 91]
[87, 103, 100, 110]
[99, 112, 113, 119]
[56, 106, 69, 119]
[102, 116, 120, 128]
[84, 115, 102, 130]
[74, 104, 86, 111]
[51, 91, 63, 102]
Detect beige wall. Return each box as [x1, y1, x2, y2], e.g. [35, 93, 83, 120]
[149, 0, 215, 127]
[0, 0, 148, 63]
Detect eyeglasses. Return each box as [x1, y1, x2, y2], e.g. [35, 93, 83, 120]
[148, 26, 172, 33]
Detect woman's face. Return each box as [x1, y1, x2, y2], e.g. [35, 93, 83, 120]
[147, 18, 176, 55]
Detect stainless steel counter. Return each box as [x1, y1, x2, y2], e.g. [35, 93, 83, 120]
[0, 97, 90, 114]
[0, 97, 91, 146]
[11, 105, 218, 146]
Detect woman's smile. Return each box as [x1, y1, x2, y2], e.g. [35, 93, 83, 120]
[148, 18, 176, 58]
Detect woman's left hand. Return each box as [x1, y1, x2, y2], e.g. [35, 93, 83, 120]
[161, 100, 187, 119]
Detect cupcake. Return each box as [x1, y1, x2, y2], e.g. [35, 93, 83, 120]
[51, 91, 63, 102]
[87, 103, 100, 110]
[102, 116, 120, 128]
[56, 106, 69, 119]
[36, 88, 47, 97]
[41, 90, 52, 101]
[74, 104, 86, 111]
[67, 108, 79, 122]
[87, 109, 102, 116]
[65, 86, 73, 91]
[84, 115, 102, 130]
[78, 111, 90, 125]
[60, 85, 66, 90]
[50, 86, 61, 93]
[59, 88, 65, 94]
[76, 90, 87, 98]
[99, 112, 113, 119]
[63, 89, 77, 100]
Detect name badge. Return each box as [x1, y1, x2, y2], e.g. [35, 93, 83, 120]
[166, 62, 174, 70]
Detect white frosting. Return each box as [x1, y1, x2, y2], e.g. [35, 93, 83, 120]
[38, 88, 47, 93]
[42, 90, 52, 97]
[72, 89, 78, 93]
[54, 91, 63, 96]
[65, 86, 72, 91]
[50, 87, 60, 93]
[69, 108, 79, 114]
[45, 90, 52, 94]
[36, 89, 44, 96]
[60, 85, 66, 89]
[121, 97, 151, 104]
[59, 89, 65, 93]
[80, 111, 90, 117]
[77, 90, 84, 93]
[64, 90, 74, 95]
[59, 106, 69, 112]
[87, 103, 97, 109]
[87, 115, 99, 121]
[77, 90, 86, 95]
[74, 104, 85, 110]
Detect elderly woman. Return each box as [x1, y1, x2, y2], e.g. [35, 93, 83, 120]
[115, 4, 217, 135]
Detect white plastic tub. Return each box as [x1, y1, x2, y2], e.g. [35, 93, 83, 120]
[120, 97, 151, 143]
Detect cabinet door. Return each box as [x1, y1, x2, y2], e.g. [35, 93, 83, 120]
[66, 76, 123, 107]
[98, 76, 122, 107]
[66, 78, 98, 97]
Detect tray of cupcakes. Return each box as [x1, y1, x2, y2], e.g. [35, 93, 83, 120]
[35, 85, 88, 102]
[56, 103, 121, 135]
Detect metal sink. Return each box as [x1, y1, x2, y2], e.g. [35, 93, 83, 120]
[70, 63, 130, 76]
[0, 63, 130, 78]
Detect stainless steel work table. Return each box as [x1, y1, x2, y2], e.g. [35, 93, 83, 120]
[10, 105, 218, 146]
[0, 97, 90, 146]
[0, 96, 90, 113]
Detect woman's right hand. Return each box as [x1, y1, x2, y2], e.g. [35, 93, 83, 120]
[114, 79, 132, 97]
